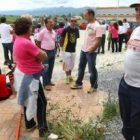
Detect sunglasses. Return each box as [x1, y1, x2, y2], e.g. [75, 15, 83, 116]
[71, 20, 76, 22]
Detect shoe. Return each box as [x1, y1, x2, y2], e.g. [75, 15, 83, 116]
[48, 133, 58, 139]
[50, 82, 55, 86]
[26, 123, 37, 132]
[69, 76, 76, 82]
[65, 77, 70, 84]
[71, 83, 82, 89]
[44, 85, 51, 91]
[59, 60, 63, 62]
[87, 87, 97, 94]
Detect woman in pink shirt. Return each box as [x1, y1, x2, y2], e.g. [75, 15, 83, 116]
[110, 22, 119, 52]
[13, 17, 58, 139]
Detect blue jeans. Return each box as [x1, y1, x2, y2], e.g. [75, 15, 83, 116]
[118, 77, 140, 140]
[2, 42, 13, 62]
[76, 51, 98, 88]
[42, 50, 55, 86]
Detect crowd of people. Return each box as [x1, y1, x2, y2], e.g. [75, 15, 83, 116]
[0, 0, 140, 139]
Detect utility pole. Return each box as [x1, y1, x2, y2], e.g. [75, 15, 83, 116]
[117, 0, 120, 20]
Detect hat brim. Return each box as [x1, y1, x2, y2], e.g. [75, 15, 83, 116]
[130, 3, 140, 7]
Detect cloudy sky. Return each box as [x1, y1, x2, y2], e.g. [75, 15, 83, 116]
[0, 0, 138, 11]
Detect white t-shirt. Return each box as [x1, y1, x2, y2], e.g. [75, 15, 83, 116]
[101, 25, 106, 35]
[118, 25, 125, 34]
[124, 26, 140, 87]
[0, 23, 13, 43]
[123, 22, 130, 34]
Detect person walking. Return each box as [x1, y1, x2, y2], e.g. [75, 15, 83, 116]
[98, 21, 106, 54]
[71, 8, 102, 94]
[0, 17, 14, 63]
[118, 1, 140, 140]
[37, 18, 56, 91]
[110, 22, 119, 53]
[60, 17, 79, 84]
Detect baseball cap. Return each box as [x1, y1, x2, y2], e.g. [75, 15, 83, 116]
[130, 0, 140, 7]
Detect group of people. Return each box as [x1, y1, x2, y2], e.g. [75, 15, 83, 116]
[107, 18, 130, 53]
[0, 0, 140, 139]
[98, 18, 130, 54]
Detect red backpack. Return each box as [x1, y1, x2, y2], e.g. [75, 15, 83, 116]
[0, 74, 12, 100]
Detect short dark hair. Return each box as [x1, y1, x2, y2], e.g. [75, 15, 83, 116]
[14, 17, 32, 35]
[44, 17, 51, 24]
[123, 18, 127, 22]
[0, 17, 6, 23]
[85, 8, 95, 17]
[59, 22, 64, 28]
[64, 18, 68, 21]
[114, 22, 118, 30]
[118, 20, 123, 26]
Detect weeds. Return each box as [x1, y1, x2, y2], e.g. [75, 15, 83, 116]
[46, 96, 106, 140]
[103, 94, 119, 120]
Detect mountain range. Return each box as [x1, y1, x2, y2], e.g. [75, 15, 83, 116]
[0, 6, 96, 16]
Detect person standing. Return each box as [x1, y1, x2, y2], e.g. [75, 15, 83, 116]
[118, 20, 125, 52]
[98, 21, 106, 54]
[71, 9, 102, 94]
[118, 1, 140, 140]
[13, 17, 58, 139]
[56, 22, 64, 57]
[123, 18, 130, 47]
[0, 17, 14, 63]
[37, 18, 56, 91]
[64, 18, 70, 28]
[110, 22, 119, 53]
[60, 17, 79, 84]
[39, 18, 45, 30]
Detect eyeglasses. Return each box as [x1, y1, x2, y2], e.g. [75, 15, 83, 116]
[71, 20, 76, 22]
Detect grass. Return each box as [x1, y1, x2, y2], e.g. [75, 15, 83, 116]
[103, 94, 119, 120]
[46, 100, 106, 140]
[44, 94, 120, 140]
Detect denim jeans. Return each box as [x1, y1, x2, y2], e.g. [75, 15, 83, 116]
[118, 77, 140, 140]
[42, 50, 55, 86]
[76, 51, 98, 89]
[2, 42, 13, 62]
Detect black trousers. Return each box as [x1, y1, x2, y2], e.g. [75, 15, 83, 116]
[24, 81, 49, 136]
[98, 34, 106, 54]
[119, 34, 124, 52]
[2, 42, 13, 62]
[118, 77, 140, 140]
[111, 38, 118, 52]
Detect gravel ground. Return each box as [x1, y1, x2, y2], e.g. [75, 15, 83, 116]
[97, 62, 124, 140]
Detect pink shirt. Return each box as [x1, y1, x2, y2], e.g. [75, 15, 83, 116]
[57, 28, 64, 35]
[13, 36, 43, 75]
[82, 21, 102, 52]
[111, 27, 119, 38]
[37, 28, 56, 50]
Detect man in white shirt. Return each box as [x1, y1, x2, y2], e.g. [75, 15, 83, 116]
[123, 18, 130, 47]
[118, 2, 140, 140]
[0, 17, 14, 63]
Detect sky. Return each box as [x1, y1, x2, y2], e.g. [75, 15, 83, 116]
[0, 0, 138, 11]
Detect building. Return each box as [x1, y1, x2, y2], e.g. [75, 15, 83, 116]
[96, 7, 135, 21]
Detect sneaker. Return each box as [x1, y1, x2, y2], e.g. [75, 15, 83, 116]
[87, 87, 97, 94]
[48, 133, 58, 139]
[69, 76, 76, 82]
[71, 83, 82, 89]
[65, 77, 70, 84]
